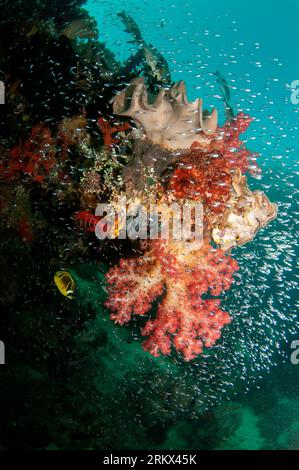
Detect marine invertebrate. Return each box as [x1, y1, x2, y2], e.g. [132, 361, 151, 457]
[1, 124, 56, 182]
[163, 131, 262, 228]
[112, 78, 218, 150]
[97, 117, 131, 148]
[79, 170, 102, 209]
[122, 139, 178, 193]
[105, 239, 238, 361]
[212, 169, 278, 251]
[58, 113, 89, 159]
[104, 79, 277, 361]
[112, 78, 260, 175]
[164, 146, 277, 249]
[77, 141, 128, 197]
[165, 150, 233, 219]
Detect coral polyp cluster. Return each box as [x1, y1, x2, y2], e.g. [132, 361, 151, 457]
[105, 240, 238, 361]
[103, 79, 277, 361]
[166, 151, 233, 217]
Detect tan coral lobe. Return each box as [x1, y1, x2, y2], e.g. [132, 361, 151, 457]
[112, 78, 218, 150]
[212, 169, 278, 251]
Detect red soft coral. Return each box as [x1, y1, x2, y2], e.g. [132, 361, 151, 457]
[167, 151, 232, 216]
[191, 113, 255, 174]
[105, 240, 238, 361]
[167, 113, 257, 221]
[1, 124, 56, 182]
[217, 112, 255, 174]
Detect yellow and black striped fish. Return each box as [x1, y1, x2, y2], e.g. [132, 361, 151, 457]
[54, 271, 76, 299]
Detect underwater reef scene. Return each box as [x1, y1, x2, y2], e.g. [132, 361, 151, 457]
[0, 0, 298, 451]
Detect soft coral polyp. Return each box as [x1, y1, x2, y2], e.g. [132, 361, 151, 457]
[105, 241, 239, 361]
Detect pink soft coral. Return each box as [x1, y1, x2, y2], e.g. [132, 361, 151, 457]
[105, 240, 238, 361]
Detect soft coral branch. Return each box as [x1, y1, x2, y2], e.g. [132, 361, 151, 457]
[105, 256, 164, 325]
[105, 240, 238, 361]
[1, 124, 56, 182]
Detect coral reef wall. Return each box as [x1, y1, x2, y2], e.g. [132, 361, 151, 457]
[0, 0, 298, 452]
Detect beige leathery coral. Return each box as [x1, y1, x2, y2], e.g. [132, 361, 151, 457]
[112, 78, 218, 150]
[212, 169, 278, 251]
